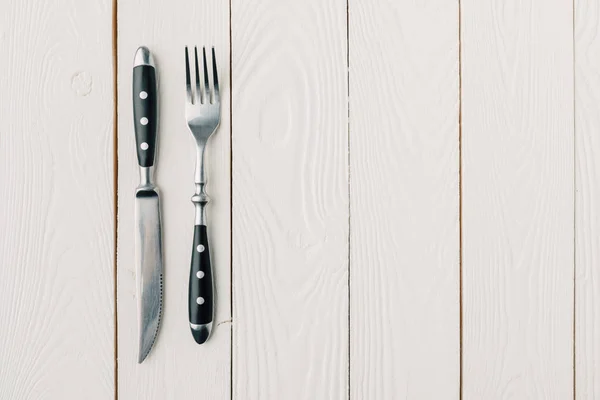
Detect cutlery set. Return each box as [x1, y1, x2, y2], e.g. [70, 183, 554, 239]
[133, 46, 220, 363]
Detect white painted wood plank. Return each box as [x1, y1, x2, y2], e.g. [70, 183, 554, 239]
[349, 0, 460, 398]
[116, 0, 230, 398]
[0, 0, 115, 398]
[231, 0, 348, 398]
[461, 1, 574, 398]
[575, 1, 600, 398]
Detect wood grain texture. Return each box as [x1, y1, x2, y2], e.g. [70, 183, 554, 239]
[461, 0, 574, 398]
[575, 1, 600, 398]
[231, 0, 348, 398]
[349, 0, 460, 398]
[116, 0, 231, 398]
[0, 0, 115, 398]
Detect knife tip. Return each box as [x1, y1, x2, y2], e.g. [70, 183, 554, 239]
[138, 350, 149, 364]
[134, 46, 155, 68]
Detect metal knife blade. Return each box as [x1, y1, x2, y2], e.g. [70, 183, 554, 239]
[132, 46, 163, 363]
[135, 189, 163, 363]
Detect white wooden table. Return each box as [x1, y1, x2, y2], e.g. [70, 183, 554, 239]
[1, 0, 598, 398]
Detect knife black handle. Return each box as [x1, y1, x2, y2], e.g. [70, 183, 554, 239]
[133, 55, 158, 168]
[189, 224, 213, 344]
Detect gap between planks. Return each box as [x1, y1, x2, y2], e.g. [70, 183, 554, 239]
[229, 0, 234, 398]
[572, 0, 577, 396]
[112, 0, 119, 398]
[458, 0, 463, 398]
[346, 0, 351, 398]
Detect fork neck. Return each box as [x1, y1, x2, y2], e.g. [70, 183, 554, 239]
[192, 141, 209, 225]
[194, 140, 208, 184]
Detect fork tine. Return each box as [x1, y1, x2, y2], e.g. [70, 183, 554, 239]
[212, 47, 219, 102]
[202, 47, 210, 104]
[185, 46, 193, 104]
[194, 47, 202, 104]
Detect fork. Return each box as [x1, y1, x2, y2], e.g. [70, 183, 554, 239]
[185, 46, 220, 344]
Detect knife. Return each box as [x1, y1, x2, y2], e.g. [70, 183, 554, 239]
[133, 46, 163, 363]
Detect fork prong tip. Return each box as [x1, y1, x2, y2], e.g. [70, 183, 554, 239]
[185, 46, 193, 103]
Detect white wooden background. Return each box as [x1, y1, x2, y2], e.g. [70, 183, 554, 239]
[2, 0, 600, 398]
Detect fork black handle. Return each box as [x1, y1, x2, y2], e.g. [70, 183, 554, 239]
[133, 47, 158, 168]
[189, 224, 213, 344]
